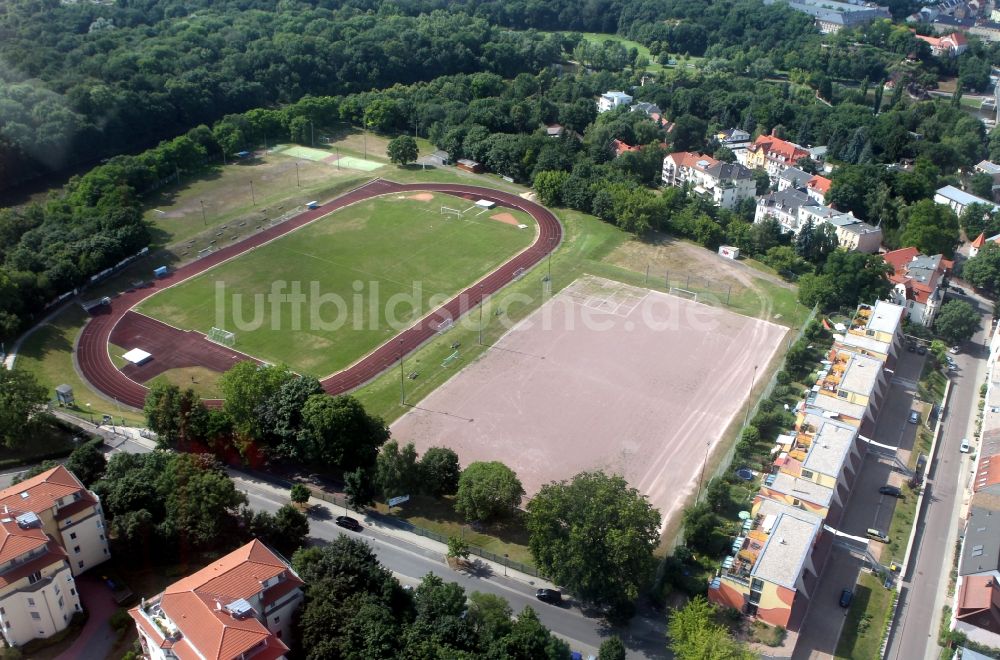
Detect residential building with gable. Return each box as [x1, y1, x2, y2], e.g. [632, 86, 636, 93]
[806, 174, 832, 204]
[129, 539, 304, 660]
[742, 133, 812, 180]
[914, 30, 970, 55]
[882, 247, 952, 326]
[0, 514, 82, 648]
[934, 185, 1000, 216]
[0, 465, 109, 576]
[661, 152, 756, 209]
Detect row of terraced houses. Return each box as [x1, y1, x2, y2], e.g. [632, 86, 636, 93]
[708, 300, 906, 630]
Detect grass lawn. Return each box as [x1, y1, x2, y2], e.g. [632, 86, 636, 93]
[15, 307, 146, 427]
[884, 481, 920, 564]
[137, 195, 536, 377]
[836, 572, 894, 659]
[375, 494, 534, 566]
[353, 207, 628, 422]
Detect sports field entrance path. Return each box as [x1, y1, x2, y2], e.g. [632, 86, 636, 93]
[76, 179, 562, 408]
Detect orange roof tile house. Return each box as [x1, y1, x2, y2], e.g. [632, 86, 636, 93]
[130, 540, 304, 660]
[882, 247, 952, 327]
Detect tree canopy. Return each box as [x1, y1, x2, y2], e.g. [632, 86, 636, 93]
[0, 369, 48, 449]
[455, 461, 525, 522]
[527, 471, 661, 613]
[668, 597, 757, 660]
[934, 299, 980, 345]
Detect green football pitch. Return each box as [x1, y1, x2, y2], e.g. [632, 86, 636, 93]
[137, 195, 536, 376]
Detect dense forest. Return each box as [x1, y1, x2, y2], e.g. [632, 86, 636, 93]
[1, 0, 998, 339]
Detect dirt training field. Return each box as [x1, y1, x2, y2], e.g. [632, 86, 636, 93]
[390, 275, 788, 527]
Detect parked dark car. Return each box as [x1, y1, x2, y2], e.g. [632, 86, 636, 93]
[908, 411, 919, 424]
[839, 588, 853, 608]
[917, 345, 927, 355]
[536, 588, 562, 604]
[907, 343, 916, 353]
[335, 516, 362, 532]
[879, 485, 902, 497]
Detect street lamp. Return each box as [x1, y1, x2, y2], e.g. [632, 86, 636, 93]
[250, 180, 256, 207]
[547, 237, 555, 280]
[200, 199, 207, 226]
[86, 403, 93, 425]
[503, 553, 509, 577]
[295, 162, 300, 187]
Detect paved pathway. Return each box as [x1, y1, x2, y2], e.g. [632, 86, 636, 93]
[57, 574, 118, 660]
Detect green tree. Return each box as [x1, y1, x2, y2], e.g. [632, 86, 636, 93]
[934, 299, 980, 345]
[65, 438, 107, 487]
[387, 135, 419, 165]
[598, 636, 627, 660]
[467, 592, 513, 643]
[219, 362, 295, 443]
[533, 170, 570, 206]
[898, 200, 959, 257]
[667, 596, 757, 660]
[345, 466, 377, 509]
[447, 535, 470, 561]
[298, 394, 388, 472]
[420, 447, 461, 497]
[964, 242, 1000, 292]
[376, 440, 421, 499]
[290, 483, 311, 505]
[455, 461, 524, 522]
[0, 368, 48, 449]
[489, 606, 571, 659]
[969, 173, 995, 200]
[526, 472, 660, 613]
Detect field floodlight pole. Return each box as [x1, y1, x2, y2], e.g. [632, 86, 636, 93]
[399, 338, 405, 405]
[743, 364, 758, 427]
[295, 162, 300, 187]
[200, 200, 206, 226]
[547, 237, 555, 280]
[479, 284, 484, 346]
[250, 180, 255, 207]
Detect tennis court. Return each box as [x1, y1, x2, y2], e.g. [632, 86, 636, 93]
[334, 155, 384, 171]
[274, 144, 331, 161]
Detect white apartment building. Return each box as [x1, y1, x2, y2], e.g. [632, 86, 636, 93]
[596, 91, 633, 113]
[662, 152, 756, 209]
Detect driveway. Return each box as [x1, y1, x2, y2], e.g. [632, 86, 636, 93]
[57, 573, 118, 660]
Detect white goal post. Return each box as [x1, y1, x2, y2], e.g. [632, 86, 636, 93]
[440, 206, 462, 217]
[668, 287, 698, 303]
[207, 327, 236, 347]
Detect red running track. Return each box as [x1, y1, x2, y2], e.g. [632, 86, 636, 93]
[76, 179, 563, 409]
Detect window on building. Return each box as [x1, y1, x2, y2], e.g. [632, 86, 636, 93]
[801, 469, 814, 479]
[70, 589, 75, 596]
[69, 532, 76, 540]
[28, 572, 41, 584]
[30, 612, 40, 620]
[273, 615, 280, 624]
[77, 561, 84, 569]
[751, 578, 764, 592]
[58, 597, 64, 609]
[99, 534, 105, 541]
[749, 590, 761, 605]
[73, 546, 80, 554]
[27, 598, 35, 607]
[54, 585, 60, 596]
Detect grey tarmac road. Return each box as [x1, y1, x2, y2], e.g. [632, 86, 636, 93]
[886, 292, 991, 660]
[236, 479, 669, 660]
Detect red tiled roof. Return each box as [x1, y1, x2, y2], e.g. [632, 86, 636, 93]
[883, 248, 951, 305]
[956, 575, 1000, 633]
[136, 540, 301, 660]
[751, 134, 809, 163]
[611, 139, 640, 156]
[974, 454, 1000, 492]
[666, 151, 719, 171]
[807, 175, 831, 195]
[0, 519, 49, 565]
[0, 538, 68, 589]
[973, 232, 987, 249]
[0, 466, 89, 517]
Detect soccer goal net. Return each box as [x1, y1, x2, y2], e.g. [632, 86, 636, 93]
[440, 206, 462, 217]
[668, 287, 698, 303]
[207, 327, 236, 347]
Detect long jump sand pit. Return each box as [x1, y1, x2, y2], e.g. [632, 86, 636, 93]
[391, 276, 787, 527]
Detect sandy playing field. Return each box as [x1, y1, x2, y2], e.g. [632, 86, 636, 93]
[490, 212, 520, 226]
[390, 276, 787, 526]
